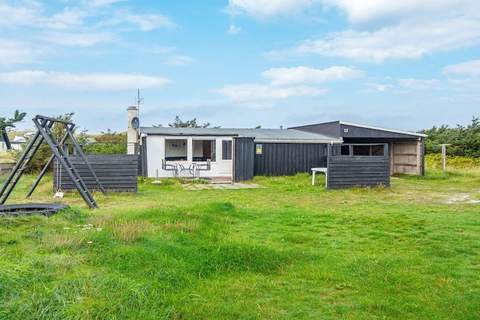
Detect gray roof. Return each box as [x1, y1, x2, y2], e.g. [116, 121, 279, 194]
[140, 127, 341, 143]
[291, 121, 426, 139]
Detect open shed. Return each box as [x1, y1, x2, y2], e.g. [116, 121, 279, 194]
[291, 121, 427, 175]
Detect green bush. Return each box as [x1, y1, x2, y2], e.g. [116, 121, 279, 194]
[422, 117, 480, 157]
[83, 143, 126, 155]
[83, 131, 126, 155]
[425, 154, 480, 170]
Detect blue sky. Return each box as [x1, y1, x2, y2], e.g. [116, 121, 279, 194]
[0, 0, 479, 133]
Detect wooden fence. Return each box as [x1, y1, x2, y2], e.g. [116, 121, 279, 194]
[327, 144, 390, 189]
[53, 155, 138, 192]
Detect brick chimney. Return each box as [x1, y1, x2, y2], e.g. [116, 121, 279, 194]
[127, 106, 139, 155]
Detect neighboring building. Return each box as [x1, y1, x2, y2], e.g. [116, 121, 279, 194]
[10, 136, 27, 151]
[128, 107, 426, 187]
[0, 132, 30, 152]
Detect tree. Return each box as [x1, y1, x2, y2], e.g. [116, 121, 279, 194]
[168, 116, 211, 128]
[0, 110, 27, 150]
[0, 110, 26, 132]
[421, 116, 480, 158]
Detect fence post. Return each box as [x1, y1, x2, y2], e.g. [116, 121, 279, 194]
[441, 144, 447, 174]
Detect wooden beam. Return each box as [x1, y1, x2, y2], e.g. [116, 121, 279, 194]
[416, 139, 422, 175]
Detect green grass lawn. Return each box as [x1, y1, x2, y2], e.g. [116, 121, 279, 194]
[0, 152, 15, 164]
[1, 170, 479, 319]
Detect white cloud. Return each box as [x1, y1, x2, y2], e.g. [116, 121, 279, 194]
[228, 24, 242, 35]
[217, 65, 360, 103]
[326, 0, 478, 24]
[217, 84, 325, 102]
[122, 12, 176, 31]
[40, 32, 116, 47]
[262, 66, 363, 86]
[443, 60, 480, 78]
[266, 1, 480, 62]
[165, 55, 194, 66]
[88, 0, 125, 7]
[0, 70, 170, 91]
[0, 2, 87, 30]
[364, 82, 393, 92]
[46, 7, 87, 30]
[0, 40, 37, 67]
[364, 78, 440, 93]
[0, 1, 175, 36]
[278, 16, 480, 63]
[0, 1, 42, 28]
[398, 78, 440, 90]
[227, 0, 317, 18]
[0, 70, 46, 85]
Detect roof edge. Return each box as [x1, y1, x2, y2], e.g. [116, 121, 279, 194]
[339, 121, 427, 138]
[255, 139, 343, 144]
[288, 120, 340, 130]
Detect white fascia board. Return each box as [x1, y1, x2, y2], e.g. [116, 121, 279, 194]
[254, 139, 343, 144]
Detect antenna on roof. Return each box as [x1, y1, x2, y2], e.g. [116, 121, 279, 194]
[137, 88, 144, 115]
[137, 88, 144, 109]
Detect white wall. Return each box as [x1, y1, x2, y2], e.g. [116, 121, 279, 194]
[146, 135, 233, 179]
[11, 143, 23, 151]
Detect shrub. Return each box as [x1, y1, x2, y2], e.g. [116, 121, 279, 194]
[422, 116, 480, 157]
[426, 154, 480, 170]
[83, 130, 127, 155]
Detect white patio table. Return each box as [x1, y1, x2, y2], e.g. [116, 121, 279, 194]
[311, 167, 328, 187]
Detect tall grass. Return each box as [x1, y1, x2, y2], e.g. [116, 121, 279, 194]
[426, 153, 480, 170]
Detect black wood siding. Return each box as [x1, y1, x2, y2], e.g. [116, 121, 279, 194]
[139, 136, 147, 177]
[327, 155, 390, 189]
[54, 155, 138, 192]
[254, 143, 327, 176]
[234, 137, 254, 182]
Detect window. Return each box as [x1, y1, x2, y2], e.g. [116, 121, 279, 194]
[256, 144, 263, 155]
[193, 139, 216, 162]
[222, 140, 232, 160]
[341, 145, 350, 156]
[353, 145, 371, 156]
[165, 139, 187, 161]
[371, 145, 385, 156]
[352, 145, 385, 156]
